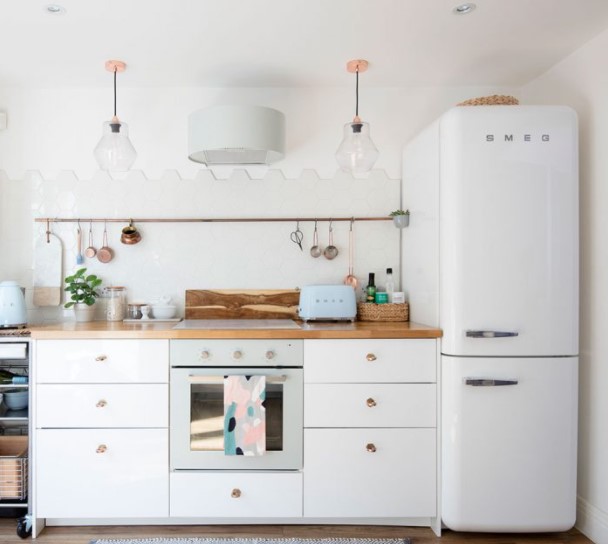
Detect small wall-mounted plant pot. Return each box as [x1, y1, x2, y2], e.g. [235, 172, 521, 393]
[392, 214, 410, 229]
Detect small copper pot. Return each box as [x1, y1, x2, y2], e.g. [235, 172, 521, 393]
[120, 221, 141, 245]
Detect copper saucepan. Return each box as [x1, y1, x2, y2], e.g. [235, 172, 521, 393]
[97, 222, 114, 263]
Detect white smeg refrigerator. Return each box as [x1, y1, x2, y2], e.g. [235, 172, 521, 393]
[402, 106, 578, 532]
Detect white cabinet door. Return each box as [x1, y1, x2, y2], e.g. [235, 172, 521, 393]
[304, 428, 436, 518]
[442, 355, 578, 531]
[305, 384, 436, 428]
[37, 384, 168, 428]
[305, 339, 436, 383]
[170, 472, 302, 518]
[439, 107, 578, 357]
[36, 339, 169, 383]
[36, 429, 168, 518]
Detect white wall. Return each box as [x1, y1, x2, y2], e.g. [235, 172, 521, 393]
[522, 27, 608, 544]
[0, 85, 514, 322]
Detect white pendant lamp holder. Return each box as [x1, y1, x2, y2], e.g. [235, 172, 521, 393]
[335, 59, 379, 174]
[93, 60, 137, 172]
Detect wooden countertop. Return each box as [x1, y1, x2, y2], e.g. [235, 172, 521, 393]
[30, 320, 442, 339]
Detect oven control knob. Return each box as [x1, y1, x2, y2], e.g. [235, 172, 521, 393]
[232, 350, 243, 360]
[200, 350, 211, 360]
[265, 350, 275, 360]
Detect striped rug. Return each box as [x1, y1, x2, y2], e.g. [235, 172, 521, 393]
[91, 538, 412, 544]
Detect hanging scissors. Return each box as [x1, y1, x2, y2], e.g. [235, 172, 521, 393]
[290, 220, 304, 251]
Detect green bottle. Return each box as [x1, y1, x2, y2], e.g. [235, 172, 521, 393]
[366, 273, 376, 303]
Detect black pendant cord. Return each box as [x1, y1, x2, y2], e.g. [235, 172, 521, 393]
[355, 68, 359, 117]
[109, 67, 120, 133]
[113, 67, 117, 117]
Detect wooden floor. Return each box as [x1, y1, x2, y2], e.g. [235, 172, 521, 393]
[0, 520, 593, 544]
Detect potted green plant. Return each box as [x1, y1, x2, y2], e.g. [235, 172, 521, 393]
[390, 209, 410, 228]
[64, 268, 102, 322]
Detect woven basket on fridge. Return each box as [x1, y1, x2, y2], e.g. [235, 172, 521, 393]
[457, 95, 519, 106]
[357, 302, 409, 322]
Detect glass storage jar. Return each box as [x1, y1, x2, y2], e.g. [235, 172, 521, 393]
[106, 286, 127, 321]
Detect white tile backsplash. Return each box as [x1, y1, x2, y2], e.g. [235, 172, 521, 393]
[1, 169, 401, 324]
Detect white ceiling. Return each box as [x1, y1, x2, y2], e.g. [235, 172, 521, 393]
[2, 0, 608, 88]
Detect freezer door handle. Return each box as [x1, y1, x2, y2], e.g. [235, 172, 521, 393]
[464, 378, 519, 386]
[465, 330, 519, 338]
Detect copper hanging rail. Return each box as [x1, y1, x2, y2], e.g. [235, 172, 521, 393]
[35, 216, 391, 224]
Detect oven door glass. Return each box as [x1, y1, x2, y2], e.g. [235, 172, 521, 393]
[190, 381, 283, 452]
[171, 367, 302, 470]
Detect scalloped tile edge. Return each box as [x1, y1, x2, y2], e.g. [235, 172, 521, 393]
[2, 168, 399, 183]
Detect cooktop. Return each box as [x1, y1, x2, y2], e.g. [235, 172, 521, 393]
[172, 319, 301, 330]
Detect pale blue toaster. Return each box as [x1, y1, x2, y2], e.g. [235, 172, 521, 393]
[298, 285, 357, 322]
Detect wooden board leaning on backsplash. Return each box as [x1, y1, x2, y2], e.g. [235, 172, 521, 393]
[185, 289, 300, 319]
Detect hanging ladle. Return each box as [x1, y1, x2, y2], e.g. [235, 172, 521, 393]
[344, 218, 358, 288]
[310, 220, 322, 258]
[323, 219, 339, 260]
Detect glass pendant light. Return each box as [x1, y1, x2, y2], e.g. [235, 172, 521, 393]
[94, 60, 137, 172]
[335, 59, 378, 174]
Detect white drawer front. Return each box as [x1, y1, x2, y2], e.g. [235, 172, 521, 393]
[305, 384, 436, 428]
[36, 428, 168, 518]
[37, 384, 168, 428]
[170, 472, 302, 518]
[36, 339, 168, 383]
[304, 428, 436, 518]
[304, 339, 436, 383]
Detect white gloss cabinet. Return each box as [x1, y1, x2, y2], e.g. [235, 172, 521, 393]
[36, 384, 168, 428]
[35, 339, 168, 383]
[304, 428, 435, 517]
[34, 339, 170, 520]
[170, 472, 302, 518]
[36, 428, 168, 518]
[303, 339, 438, 522]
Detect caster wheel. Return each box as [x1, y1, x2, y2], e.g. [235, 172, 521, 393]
[16, 518, 31, 539]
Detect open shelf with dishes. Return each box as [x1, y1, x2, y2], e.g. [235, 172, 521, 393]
[0, 338, 30, 520]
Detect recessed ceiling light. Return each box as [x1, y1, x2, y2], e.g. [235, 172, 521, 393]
[453, 3, 476, 15]
[45, 4, 66, 15]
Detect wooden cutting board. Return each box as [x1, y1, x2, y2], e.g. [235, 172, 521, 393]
[33, 233, 63, 306]
[185, 289, 300, 319]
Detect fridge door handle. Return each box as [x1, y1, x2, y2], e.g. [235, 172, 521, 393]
[465, 330, 519, 338]
[464, 378, 519, 386]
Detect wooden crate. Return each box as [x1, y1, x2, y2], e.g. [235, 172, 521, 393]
[0, 435, 28, 500]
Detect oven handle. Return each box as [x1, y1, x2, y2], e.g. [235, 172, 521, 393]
[188, 375, 288, 384]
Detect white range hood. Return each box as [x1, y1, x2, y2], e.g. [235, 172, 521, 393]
[188, 105, 285, 165]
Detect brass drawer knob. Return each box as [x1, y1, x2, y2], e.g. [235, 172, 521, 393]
[96, 444, 108, 454]
[231, 488, 242, 498]
[95, 355, 108, 362]
[366, 443, 377, 453]
[366, 353, 377, 362]
[366, 397, 377, 408]
[96, 399, 108, 408]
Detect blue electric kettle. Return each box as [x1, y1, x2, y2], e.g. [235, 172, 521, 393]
[0, 281, 27, 328]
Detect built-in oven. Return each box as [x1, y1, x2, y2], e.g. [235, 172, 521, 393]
[170, 339, 303, 470]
